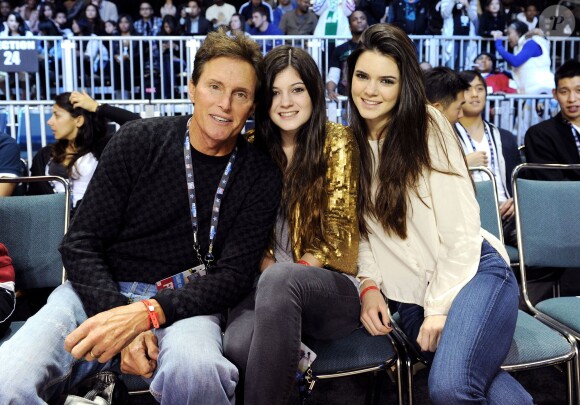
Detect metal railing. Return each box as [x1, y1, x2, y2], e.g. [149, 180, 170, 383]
[0, 34, 578, 103]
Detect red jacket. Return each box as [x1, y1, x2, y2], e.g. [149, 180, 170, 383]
[0, 243, 15, 284]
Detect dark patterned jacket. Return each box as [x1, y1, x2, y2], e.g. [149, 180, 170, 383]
[60, 116, 282, 325]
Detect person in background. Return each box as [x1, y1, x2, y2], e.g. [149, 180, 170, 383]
[180, 0, 212, 35]
[206, 0, 236, 29]
[440, 0, 478, 69]
[326, 10, 368, 101]
[492, 21, 553, 94]
[226, 12, 249, 35]
[478, 0, 506, 37]
[278, 0, 317, 35]
[0, 132, 21, 197]
[350, 23, 532, 405]
[250, 6, 283, 52]
[239, 0, 273, 29]
[159, 14, 185, 98]
[272, 0, 295, 27]
[456, 70, 517, 246]
[160, 0, 177, 17]
[111, 14, 139, 99]
[388, 0, 430, 35]
[91, 0, 118, 23]
[525, 59, 580, 181]
[28, 91, 139, 214]
[224, 45, 360, 405]
[424, 66, 470, 125]
[104, 19, 117, 34]
[0, 244, 15, 338]
[516, 1, 538, 32]
[473, 52, 517, 94]
[313, 0, 355, 41]
[80, 3, 106, 35]
[134, 1, 163, 35]
[0, 0, 11, 30]
[15, 0, 38, 33]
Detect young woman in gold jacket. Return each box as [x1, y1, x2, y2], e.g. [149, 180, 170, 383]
[223, 46, 361, 405]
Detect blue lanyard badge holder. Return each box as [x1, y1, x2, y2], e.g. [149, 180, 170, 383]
[156, 127, 237, 291]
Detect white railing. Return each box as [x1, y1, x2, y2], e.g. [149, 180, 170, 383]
[0, 93, 559, 163]
[0, 35, 578, 103]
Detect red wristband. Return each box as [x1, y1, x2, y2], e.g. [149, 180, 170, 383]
[297, 260, 311, 266]
[360, 285, 380, 300]
[142, 300, 160, 329]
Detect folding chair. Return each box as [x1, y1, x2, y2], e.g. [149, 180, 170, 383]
[0, 176, 70, 345]
[304, 327, 403, 405]
[391, 165, 579, 405]
[470, 166, 518, 264]
[513, 163, 580, 403]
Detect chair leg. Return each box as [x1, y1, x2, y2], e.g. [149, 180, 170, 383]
[396, 359, 403, 405]
[567, 359, 574, 405]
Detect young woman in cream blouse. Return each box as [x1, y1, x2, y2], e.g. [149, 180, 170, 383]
[349, 24, 532, 404]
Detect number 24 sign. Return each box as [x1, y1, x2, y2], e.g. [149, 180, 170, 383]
[0, 40, 38, 73]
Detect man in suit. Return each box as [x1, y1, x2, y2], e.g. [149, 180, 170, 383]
[181, 0, 213, 35]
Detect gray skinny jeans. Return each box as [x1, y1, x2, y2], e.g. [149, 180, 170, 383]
[223, 262, 361, 405]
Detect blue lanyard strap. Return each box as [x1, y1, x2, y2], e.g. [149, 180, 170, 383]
[563, 119, 580, 157]
[459, 121, 497, 174]
[183, 125, 238, 270]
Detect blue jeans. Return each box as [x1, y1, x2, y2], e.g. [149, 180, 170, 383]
[237, 263, 361, 405]
[0, 281, 237, 404]
[398, 240, 533, 404]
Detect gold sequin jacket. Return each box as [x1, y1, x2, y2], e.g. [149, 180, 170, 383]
[247, 121, 360, 275]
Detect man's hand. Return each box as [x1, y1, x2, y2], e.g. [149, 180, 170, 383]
[121, 331, 159, 377]
[360, 281, 392, 336]
[416, 315, 447, 352]
[499, 198, 515, 220]
[466, 151, 488, 167]
[327, 88, 339, 102]
[64, 300, 163, 363]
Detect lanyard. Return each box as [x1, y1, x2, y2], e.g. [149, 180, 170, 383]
[460, 121, 497, 174]
[564, 119, 580, 157]
[183, 125, 237, 270]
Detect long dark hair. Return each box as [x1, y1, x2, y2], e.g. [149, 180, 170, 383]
[254, 46, 328, 251]
[7, 12, 27, 36]
[348, 23, 435, 239]
[50, 92, 106, 177]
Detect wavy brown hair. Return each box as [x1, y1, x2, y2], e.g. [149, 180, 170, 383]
[347, 24, 440, 239]
[254, 46, 328, 252]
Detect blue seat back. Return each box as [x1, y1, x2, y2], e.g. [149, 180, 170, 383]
[0, 177, 69, 289]
[470, 167, 503, 243]
[515, 179, 580, 269]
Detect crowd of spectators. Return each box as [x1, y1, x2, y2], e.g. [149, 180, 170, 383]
[0, 0, 577, 100]
[0, 0, 576, 43]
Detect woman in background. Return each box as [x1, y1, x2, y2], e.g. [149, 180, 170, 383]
[28, 91, 139, 214]
[492, 21, 553, 94]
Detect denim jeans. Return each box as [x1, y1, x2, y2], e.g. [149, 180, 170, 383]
[0, 281, 237, 404]
[398, 240, 533, 404]
[233, 263, 361, 405]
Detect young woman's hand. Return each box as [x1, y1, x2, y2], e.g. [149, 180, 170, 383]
[360, 283, 392, 336]
[417, 315, 447, 352]
[70, 90, 99, 113]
